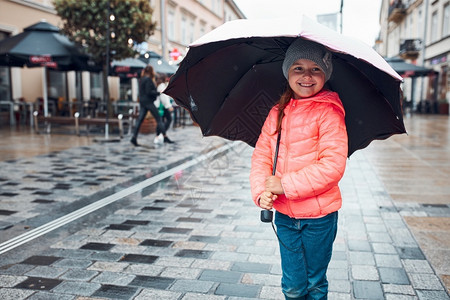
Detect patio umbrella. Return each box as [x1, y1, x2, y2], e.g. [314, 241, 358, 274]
[385, 56, 437, 78]
[139, 51, 178, 75]
[0, 21, 96, 116]
[110, 57, 146, 78]
[0, 21, 93, 70]
[164, 16, 406, 157]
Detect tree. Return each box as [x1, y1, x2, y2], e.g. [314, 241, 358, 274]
[54, 0, 156, 118]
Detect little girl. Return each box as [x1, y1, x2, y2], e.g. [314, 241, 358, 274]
[250, 38, 348, 299]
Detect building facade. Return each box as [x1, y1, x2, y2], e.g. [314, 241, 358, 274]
[377, 0, 450, 113]
[0, 0, 245, 125]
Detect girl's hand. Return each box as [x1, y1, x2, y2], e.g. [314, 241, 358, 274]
[259, 191, 277, 210]
[265, 176, 284, 194]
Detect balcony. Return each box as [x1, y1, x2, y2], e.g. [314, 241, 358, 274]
[399, 39, 422, 60]
[388, 1, 407, 23]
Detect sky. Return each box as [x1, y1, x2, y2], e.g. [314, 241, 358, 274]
[233, 0, 382, 47]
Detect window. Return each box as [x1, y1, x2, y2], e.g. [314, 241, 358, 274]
[418, 8, 423, 38]
[430, 11, 438, 42]
[181, 16, 187, 44]
[444, 3, 450, 37]
[168, 10, 175, 40]
[0, 31, 11, 101]
[189, 20, 195, 43]
[0, 67, 11, 101]
[200, 23, 206, 38]
[439, 65, 448, 100]
[90, 72, 103, 100]
[48, 70, 66, 101]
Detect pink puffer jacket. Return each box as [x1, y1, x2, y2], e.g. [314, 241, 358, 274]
[250, 90, 348, 218]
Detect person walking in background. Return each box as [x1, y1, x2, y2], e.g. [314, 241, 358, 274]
[130, 65, 173, 146]
[154, 74, 175, 144]
[250, 39, 348, 299]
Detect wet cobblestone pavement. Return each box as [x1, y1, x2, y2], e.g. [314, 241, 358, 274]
[0, 115, 449, 299]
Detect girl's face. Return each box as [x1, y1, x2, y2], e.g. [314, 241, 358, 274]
[288, 59, 326, 99]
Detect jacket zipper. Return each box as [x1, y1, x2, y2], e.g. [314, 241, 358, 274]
[284, 101, 295, 217]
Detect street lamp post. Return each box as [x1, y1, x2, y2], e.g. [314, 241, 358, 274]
[104, 0, 111, 139]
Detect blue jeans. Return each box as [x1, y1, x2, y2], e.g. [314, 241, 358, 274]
[274, 211, 338, 300]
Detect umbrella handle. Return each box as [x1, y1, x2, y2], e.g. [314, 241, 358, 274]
[260, 129, 281, 223]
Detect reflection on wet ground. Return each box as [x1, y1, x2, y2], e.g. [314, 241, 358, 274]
[363, 114, 450, 292]
[0, 126, 95, 162]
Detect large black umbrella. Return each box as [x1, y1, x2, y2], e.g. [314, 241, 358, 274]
[164, 16, 406, 157]
[0, 21, 93, 71]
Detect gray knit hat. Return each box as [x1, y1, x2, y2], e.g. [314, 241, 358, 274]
[282, 38, 333, 81]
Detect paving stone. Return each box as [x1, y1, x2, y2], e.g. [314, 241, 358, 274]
[231, 262, 272, 274]
[89, 251, 124, 261]
[14, 276, 62, 290]
[154, 256, 195, 268]
[140, 239, 173, 247]
[91, 271, 135, 286]
[349, 251, 375, 265]
[20, 256, 61, 266]
[0, 264, 35, 275]
[170, 279, 214, 293]
[25, 266, 66, 278]
[327, 291, 352, 300]
[351, 265, 379, 280]
[352, 280, 384, 299]
[368, 231, 393, 243]
[87, 261, 129, 273]
[26, 291, 75, 300]
[397, 247, 426, 260]
[51, 281, 101, 296]
[59, 269, 98, 281]
[0, 274, 28, 287]
[348, 240, 372, 252]
[92, 284, 139, 299]
[327, 267, 349, 280]
[199, 269, 242, 283]
[188, 235, 221, 243]
[241, 273, 281, 286]
[120, 254, 158, 264]
[382, 283, 416, 295]
[175, 249, 213, 259]
[416, 290, 450, 300]
[128, 275, 175, 289]
[375, 254, 403, 268]
[402, 259, 434, 273]
[214, 282, 260, 298]
[79, 242, 115, 251]
[408, 273, 445, 290]
[52, 258, 93, 269]
[259, 286, 284, 300]
[371, 243, 397, 254]
[379, 267, 410, 284]
[191, 259, 231, 271]
[159, 227, 192, 234]
[329, 279, 351, 293]
[0, 288, 35, 300]
[385, 294, 418, 300]
[134, 288, 182, 300]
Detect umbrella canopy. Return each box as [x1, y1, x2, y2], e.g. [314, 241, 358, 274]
[0, 21, 93, 71]
[164, 16, 406, 157]
[385, 56, 437, 78]
[139, 51, 178, 75]
[111, 57, 147, 78]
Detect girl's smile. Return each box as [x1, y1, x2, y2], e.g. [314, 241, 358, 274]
[288, 59, 326, 99]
